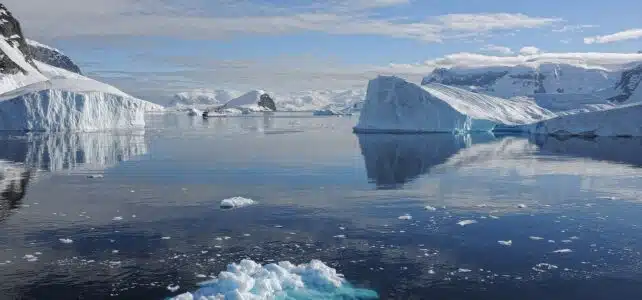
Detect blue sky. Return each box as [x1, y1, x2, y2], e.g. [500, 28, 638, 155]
[4, 0, 642, 101]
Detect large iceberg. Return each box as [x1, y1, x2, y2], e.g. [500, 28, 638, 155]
[0, 4, 163, 132]
[354, 76, 554, 133]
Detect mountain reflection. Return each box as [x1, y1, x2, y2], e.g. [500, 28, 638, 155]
[356, 133, 495, 189]
[0, 164, 33, 222]
[531, 135, 642, 167]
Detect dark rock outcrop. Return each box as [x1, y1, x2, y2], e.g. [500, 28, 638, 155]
[258, 93, 277, 111]
[608, 64, 642, 103]
[27, 40, 82, 74]
[0, 3, 38, 74]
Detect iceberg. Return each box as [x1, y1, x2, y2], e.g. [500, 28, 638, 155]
[525, 102, 642, 137]
[354, 76, 554, 133]
[172, 259, 377, 300]
[0, 5, 163, 132]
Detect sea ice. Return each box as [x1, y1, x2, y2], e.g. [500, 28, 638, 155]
[398, 214, 412, 220]
[424, 205, 437, 211]
[529, 236, 544, 240]
[498, 240, 513, 246]
[457, 220, 477, 226]
[220, 197, 257, 209]
[552, 249, 573, 253]
[59, 238, 73, 244]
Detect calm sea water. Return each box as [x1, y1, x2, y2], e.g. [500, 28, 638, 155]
[2, 112, 642, 299]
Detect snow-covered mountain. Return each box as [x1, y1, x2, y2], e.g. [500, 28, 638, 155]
[169, 89, 241, 108]
[276, 89, 365, 112]
[422, 56, 642, 111]
[26, 39, 82, 74]
[0, 4, 163, 131]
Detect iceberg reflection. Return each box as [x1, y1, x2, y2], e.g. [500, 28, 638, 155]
[0, 163, 33, 222]
[0, 131, 148, 172]
[531, 135, 642, 167]
[357, 133, 495, 189]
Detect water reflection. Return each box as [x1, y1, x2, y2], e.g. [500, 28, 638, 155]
[0, 131, 148, 172]
[0, 163, 33, 222]
[356, 133, 495, 189]
[532, 135, 642, 167]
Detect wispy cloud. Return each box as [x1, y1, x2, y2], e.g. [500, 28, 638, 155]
[481, 44, 513, 55]
[4, 0, 560, 42]
[584, 28, 642, 44]
[552, 24, 597, 33]
[519, 46, 541, 55]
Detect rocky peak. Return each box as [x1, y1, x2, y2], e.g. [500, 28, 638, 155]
[27, 40, 82, 74]
[0, 4, 38, 74]
[258, 93, 277, 111]
[608, 64, 642, 103]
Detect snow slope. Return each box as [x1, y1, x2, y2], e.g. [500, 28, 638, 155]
[277, 89, 365, 112]
[169, 89, 241, 108]
[354, 76, 554, 133]
[423, 54, 642, 111]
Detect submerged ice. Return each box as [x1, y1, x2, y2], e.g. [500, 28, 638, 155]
[172, 259, 378, 300]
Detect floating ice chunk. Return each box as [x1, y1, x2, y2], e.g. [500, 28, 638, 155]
[458, 268, 472, 273]
[334, 235, 347, 239]
[533, 263, 558, 272]
[112, 216, 123, 221]
[167, 284, 180, 292]
[489, 215, 500, 219]
[517, 204, 527, 209]
[552, 249, 573, 253]
[398, 214, 412, 220]
[112, 250, 119, 254]
[569, 236, 580, 240]
[87, 174, 104, 179]
[162, 237, 172, 240]
[498, 240, 512, 246]
[24, 255, 38, 262]
[174, 259, 378, 300]
[561, 240, 573, 243]
[220, 197, 256, 209]
[424, 205, 437, 211]
[59, 238, 74, 244]
[457, 220, 477, 226]
[529, 236, 544, 240]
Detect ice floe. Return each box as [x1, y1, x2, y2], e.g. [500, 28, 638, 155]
[220, 197, 257, 209]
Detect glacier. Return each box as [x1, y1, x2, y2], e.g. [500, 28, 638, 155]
[354, 76, 554, 133]
[0, 4, 163, 132]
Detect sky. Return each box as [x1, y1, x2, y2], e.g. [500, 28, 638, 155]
[4, 0, 642, 103]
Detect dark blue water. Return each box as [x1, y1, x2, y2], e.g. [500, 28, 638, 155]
[2, 112, 642, 299]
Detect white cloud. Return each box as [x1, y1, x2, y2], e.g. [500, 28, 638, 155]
[584, 28, 642, 44]
[552, 24, 597, 33]
[519, 46, 541, 55]
[481, 44, 513, 55]
[3, 0, 560, 42]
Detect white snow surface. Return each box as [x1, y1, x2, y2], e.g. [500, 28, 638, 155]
[222, 90, 272, 112]
[354, 76, 554, 133]
[0, 38, 47, 94]
[170, 89, 241, 108]
[220, 197, 257, 209]
[172, 259, 377, 300]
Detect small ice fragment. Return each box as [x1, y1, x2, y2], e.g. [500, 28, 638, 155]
[24, 255, 38, 262]
[130, 190, 135, 193]
[34, 252, 42, 255]
[215, 237, 223, 241]
[561, 240, 572, 243]
[457, 220, 477, 226]
[162, 237, 171, 240]
[517, 204, 527, 208]
[59, 238, 73, 244]
[167, 284, 180, 292]
[498, 240, 512, 246]
[274, 225, 283, 228]
[489, 215, 500, 219]
[428, 269, 436, 274]
[553, 249, 573, 253]
[87, 174, 104, 179]
[243, 234, 251, 237]
[223, 236, 231, 240]
[569, 236, 580, 240]
[112, 250, 119, 254]
[529, 236, 544, 240]
[196, 274, 207, 278]
[398, 214, 412, 220]
[548, 240, 556, 243]
[424, 205, 437, 211]
[534, 263, 558, 271]
[458, 268, 472, 273]
[132, 215, 137, 218]
[112, 216, 123, 221]
[339, 227, 346, 230]
[334, 235, 346, 239]
[220, 197, 256, 209]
